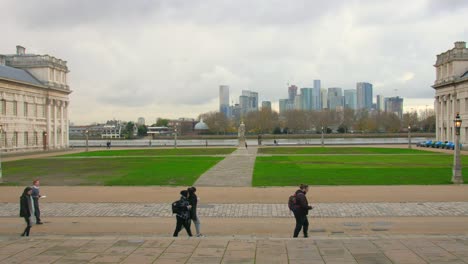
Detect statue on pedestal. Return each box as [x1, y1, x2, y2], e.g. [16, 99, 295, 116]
[238, 121, 245, 147]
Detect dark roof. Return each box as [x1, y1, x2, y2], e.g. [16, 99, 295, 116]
[462, 70, 468, 79]
[0, 64, 44, 86]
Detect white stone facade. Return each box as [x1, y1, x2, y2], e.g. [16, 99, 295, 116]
[0, 46, 71, 152]
[433, 41, 468, 144]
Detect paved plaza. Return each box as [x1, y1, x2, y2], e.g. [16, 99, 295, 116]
[1, 235, 468, 264]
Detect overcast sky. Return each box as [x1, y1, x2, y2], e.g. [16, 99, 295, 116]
[1, 0, 467, 124]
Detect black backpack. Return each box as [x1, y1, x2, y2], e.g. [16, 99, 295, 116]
[288, 193, 297, 211]
[172, 200, 182, 214]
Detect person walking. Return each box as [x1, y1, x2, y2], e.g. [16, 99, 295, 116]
[19, 187, 34, 236]
[188, 187, 203, 237]
[173, 190, 193, 237]
[292, 184, 313, 238]
[31, 180, 43, 224]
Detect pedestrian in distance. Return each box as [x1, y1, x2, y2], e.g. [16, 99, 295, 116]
[188, 186, 203, 237]
[19, 187, 34, 236]
[31, 180, 43, 224]
[172, 190, 193, 237]
[245, 141, 248, 149]
[290, 184, 313, 238]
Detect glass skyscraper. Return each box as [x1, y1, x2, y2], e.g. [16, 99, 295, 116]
[356, 82, 373, 110]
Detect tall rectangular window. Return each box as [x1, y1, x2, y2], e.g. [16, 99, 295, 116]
[24, 132, 28, 146]
[34, 104, 37, 117]
[12, 132, 18, 147]
[24, 102, 28, 117]
[13, 101, 17, 116]
[0, 100, 5, 115]
[34, 131, 38, 145]
[0, 131, 5, 148]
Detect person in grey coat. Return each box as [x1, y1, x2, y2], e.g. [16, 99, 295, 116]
[31, 179, 43, 224]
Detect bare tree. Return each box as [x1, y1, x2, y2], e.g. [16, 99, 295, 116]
[198, 111, 230, 134]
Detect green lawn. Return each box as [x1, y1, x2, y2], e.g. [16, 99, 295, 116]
[2, 156, 223, 186]
[253, 150, 466, 186]
[258, 147, 437, 155]
[64, 148, 236, 157]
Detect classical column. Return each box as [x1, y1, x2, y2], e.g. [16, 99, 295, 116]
[53, 101, 57, 148]
[435, 96, 439, 141]
[65, 102, 69, 147]
[46, 99, 51, 151]
[60, 102, 64, 148]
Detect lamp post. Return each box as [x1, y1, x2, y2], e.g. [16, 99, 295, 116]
[174, 127, 178, 149]
[408, 125, 412, 149]
[321, 126, 324, 147]
[85, 130, 89, 152]
[452, 113, 463, 184]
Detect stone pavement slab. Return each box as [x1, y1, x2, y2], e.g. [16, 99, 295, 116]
[0, 235, 467, 264]
[195, 147, 257, 186]
[2, 201, 468, 218]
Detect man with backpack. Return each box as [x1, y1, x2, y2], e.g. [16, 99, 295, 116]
[172, 190, 193, 237]
[289, 184, 313, 238]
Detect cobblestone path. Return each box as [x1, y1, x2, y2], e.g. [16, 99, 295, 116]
[1, 202, 468, 218]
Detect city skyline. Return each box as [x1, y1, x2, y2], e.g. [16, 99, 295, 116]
[1, 0, 466, 124]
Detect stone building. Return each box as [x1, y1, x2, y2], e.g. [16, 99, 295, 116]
[0, 45, 71, 152]
[433, 41, 468, 144]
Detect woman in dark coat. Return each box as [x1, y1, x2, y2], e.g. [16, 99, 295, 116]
[173, 190, 193, 237]
[188, 186, 202, 237]
[19, 187, 34, 237]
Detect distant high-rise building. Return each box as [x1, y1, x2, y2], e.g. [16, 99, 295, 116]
[344, 89, 356, 110]
[376, 95, 385, 111]
[300, 88, 313, 111]
[288, 85, 298, 102]
[328, 87, 343, 110]
[356, 82, 373, 110]
[137, 117, 145, 126]
[279, 99, 293, 115]
[240, 90, 258, 113]
[219, 85, 230, 116]
[385, 96, 404, 118]
[321, 88, 328, 109]
[312, 80, 322, 110]
[239, 95, 250, 115]
[294, 94, 302, 110]
[261, 101, 272, 111]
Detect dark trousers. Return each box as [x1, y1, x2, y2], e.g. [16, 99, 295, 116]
[33, 198, 41, 223]
[22, 217, 31, 236]
[173, 216, 192, 237]
[293, 213, 309, 238]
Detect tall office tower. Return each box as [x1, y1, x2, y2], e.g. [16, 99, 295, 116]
[279, 99, 292, 115]
[250, 91, 259, 111]
[219, 85, 230, 116]
[261, 101, 272, 111]
[241, 90, 259, 112]
[344, 89, 357, 109]
[376, 94, 385, 111]
[321, 88, 328, 109]
[356, 82, 373, 110]
[288, 85, 298, 102]
[294, 94, 302, 110]
[312, 80, 322, 110]
[239, 95, 250, 115]
[328, 87, 344, 110]
[385, 96, 404, 118]
[300, 88, 313, 111]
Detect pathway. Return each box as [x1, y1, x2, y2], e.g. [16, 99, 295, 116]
[195, 147, 258, 187]
[2, 202, 468, 218]
[1, 235, 468, 263]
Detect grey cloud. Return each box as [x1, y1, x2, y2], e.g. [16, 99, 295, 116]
[5, 0, 344, 29]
